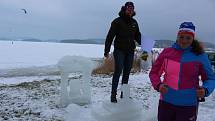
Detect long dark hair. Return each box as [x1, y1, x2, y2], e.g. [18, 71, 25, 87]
[191, 39, 204, 55]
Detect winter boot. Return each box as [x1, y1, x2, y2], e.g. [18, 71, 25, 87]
[111, 92, 117, 103]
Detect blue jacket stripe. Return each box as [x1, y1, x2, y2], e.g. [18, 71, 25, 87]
[163, 87, 197, 106]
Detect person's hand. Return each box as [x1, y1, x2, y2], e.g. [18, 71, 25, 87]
[196, 87, 206, 98]
[104, 53, 109, 59]
[159, 84, 168, 94]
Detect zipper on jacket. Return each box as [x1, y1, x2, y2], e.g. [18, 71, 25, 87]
[178, 63, 182, 89]
[178, 52, 184, 89]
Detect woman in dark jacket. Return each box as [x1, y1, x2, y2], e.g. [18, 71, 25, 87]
[104, 2, 141, 103]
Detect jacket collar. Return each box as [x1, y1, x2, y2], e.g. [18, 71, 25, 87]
[172, 42, 191, 52]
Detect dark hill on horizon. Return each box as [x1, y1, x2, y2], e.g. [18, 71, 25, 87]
[1, 38, 214, 49]
[59, 39, 215, 49]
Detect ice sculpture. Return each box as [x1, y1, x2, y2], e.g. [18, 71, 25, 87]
[58, 55, 94, 107]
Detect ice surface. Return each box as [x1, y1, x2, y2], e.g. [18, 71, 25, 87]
[92, 99, 143, 121]
[0, 65, 59, 78]
[0, 41, 105, 69]
[92, 84, 143, 121]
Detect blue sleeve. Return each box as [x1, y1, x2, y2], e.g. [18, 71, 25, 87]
[201, 53, 215, 97]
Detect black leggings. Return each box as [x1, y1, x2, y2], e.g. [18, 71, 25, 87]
[158, 100, 197, 121]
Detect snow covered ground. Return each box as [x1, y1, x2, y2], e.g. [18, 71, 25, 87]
[0, 40, 215, 121]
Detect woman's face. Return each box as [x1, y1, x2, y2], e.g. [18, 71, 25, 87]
[125, 6, 134, 17]
[177, 34, 194, 49]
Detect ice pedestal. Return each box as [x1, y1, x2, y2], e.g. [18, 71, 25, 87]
[92, 84, 143, 121]
[58, 56, 94, 107]
[68, 78, 91, 105]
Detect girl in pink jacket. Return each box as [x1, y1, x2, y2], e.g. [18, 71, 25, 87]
[149, 22, 215, 121]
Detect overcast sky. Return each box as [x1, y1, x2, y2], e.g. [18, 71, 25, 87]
[0, 0, 214, 43]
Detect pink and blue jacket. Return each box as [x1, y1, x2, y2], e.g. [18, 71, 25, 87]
[149, 43, 215, 106]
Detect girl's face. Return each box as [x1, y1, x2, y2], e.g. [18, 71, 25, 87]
[177, 34, 194, 49]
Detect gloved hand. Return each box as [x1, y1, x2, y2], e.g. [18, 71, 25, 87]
[159, 84, 168, 94]
[104, 52, 109, 58]
[196, 87, 207, 98]
[196, 87, 207, 102]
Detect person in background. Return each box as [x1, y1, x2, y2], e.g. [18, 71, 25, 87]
[149, 22, 215, 121]
[104, 1, 141, 103]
